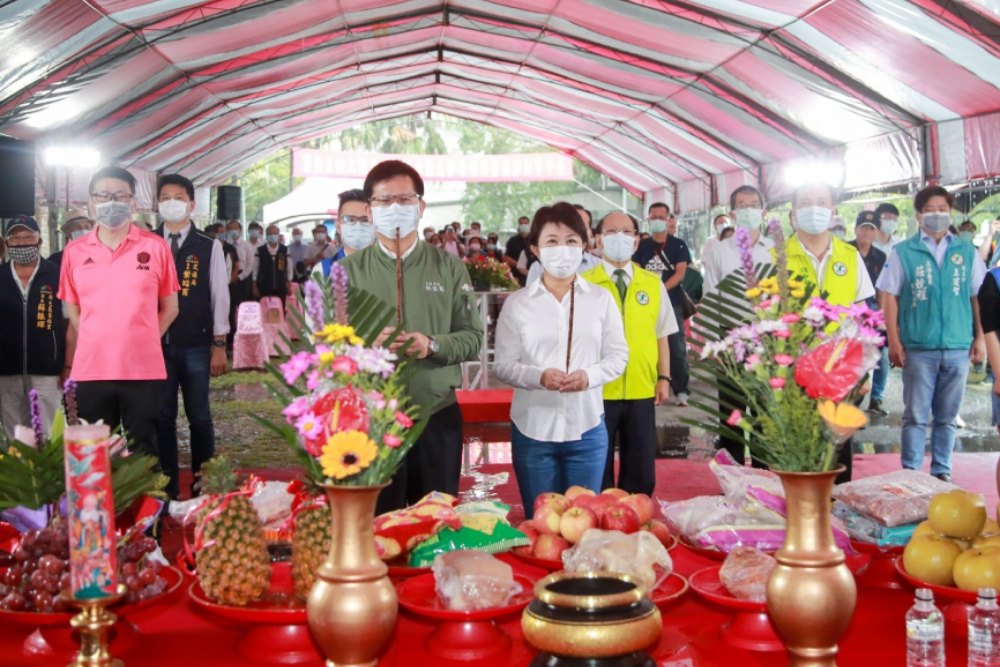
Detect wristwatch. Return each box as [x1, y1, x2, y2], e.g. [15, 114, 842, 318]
[657, 374, 671, 383]
[427, 336, 440, 356]
[212, 339, 227, 349]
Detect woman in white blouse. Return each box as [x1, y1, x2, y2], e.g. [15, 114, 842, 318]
[495, 203, 629, 519]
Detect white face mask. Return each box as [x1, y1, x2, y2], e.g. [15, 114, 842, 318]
[649, 219, 668, 234]
[94, 201, 131, 230]
[602, 232, 635, 263]
[831, 229, 846, 240]
[292, 234, 302, 244]
[372, 203, 420, 238]
[314, 232, 327, 243]
[69, 228, 90, 241]
[518, 223, 530, 235]
[879, 218, 900, 236]
[539, 246, 583, 279]
[341, 222, 374, 250]
[158, 200, 189, 223]
[921, 212, 952, 234]
[795, 206, 832, 235]
[734, 208, 763, 230]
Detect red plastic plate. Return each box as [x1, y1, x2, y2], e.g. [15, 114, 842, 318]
[397, 573, 536, 621]
[893, 556, 978, 604]
[188, 561, 306, 624]
[689, 566, 766, 612]
[849, 539, 904, 556]
[0, 565, 183, 626]
[650, 572, 689, 608]
[385, 557, 431, 579]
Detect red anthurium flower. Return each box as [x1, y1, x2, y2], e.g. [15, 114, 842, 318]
[793, 339, 865, 402]
[312, 387, 370, 434]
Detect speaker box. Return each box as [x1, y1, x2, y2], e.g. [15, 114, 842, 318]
[216, 185, 242, 221]
[0, 137, 36, 218]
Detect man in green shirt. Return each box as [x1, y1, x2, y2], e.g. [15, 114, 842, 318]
[342, 160, 482, 512]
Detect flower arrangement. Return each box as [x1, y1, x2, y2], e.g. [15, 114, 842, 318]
[463, 254, 518, 290]
[265, 264, 423, 486]
[690, 222, 884, 472]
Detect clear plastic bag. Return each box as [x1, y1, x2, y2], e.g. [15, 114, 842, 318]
[719, 547, 776, 602]
[560, 529, 672, 592]
[432, 550, 521, 611]
[831, 469, 958, 527]
[832, 501, 918, 546]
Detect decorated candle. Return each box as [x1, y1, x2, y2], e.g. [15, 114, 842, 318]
[64, 424, 119, 599]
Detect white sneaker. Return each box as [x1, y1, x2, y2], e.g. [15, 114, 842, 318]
[955, 414, 966, 429]
[676, 392, 689, 407]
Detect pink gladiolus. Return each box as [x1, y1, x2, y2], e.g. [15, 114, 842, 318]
[383, 434, 403, 448]
[772, 329, 792, 339]
[769, 377, 786, 389]
[395, 412, 413, 428]
[745, 354, 760, 368]
[726, 410, 743, 427]
[330, 355, 358, 376]
[773, 354, 794, 366]
[781, 313, 801, 324]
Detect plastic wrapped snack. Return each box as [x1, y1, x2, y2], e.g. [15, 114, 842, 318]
[432, 550, 520, 611]
[832, 470, 958, 527]
[832, 501, 918, 547]
[719, 547, 777, 602]
[373, 492, 462, 560]
[408, 502, 529, 567]
[561, 529, 672, 592]
[660, 495, 787, 553]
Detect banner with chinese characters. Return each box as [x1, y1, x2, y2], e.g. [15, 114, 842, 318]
[291, 150, 574, 182]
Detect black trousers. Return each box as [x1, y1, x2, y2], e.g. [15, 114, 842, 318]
[375, 401, 463, 515]
[76, 380, 165, 458]
[602, 398, 657, 495]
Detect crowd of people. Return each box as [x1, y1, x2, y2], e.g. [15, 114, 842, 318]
[1, 159, 998, 515]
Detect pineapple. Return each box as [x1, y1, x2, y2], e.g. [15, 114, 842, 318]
[291, 500, 331, 598]
[194, 457, 270, 605]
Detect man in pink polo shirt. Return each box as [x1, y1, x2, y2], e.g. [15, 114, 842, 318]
[59, 166, 180, 457]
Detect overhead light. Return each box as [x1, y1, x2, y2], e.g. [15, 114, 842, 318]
[784, 160, 843, 189]
[24, 99, 82, 130]
[44, 146, 101, 167]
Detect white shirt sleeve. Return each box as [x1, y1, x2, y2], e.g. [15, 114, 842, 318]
[517, 250, 528, 271]
[656, 282, 679, 337]
[875, 249, 904, 296]
[855, 250, 876, 303]
[527, 261, 543, 284]
[582, 291, 629, 389]
[251, 249, 260, 282]
[238, 240, 254, 280]
[493, 295, 546, 390]
[209, 239, 231, 336]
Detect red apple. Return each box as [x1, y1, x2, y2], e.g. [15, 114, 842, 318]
[620, 493, 655, 525]
[602, 505, 641, 534]
[644, 520, 672, 547]
[571, 494, 598, 510]
[518, 520, 540, 543]
[565, 485, 597, 501]
[534, 502, 565, 535]
[559, 506, 599, 544]
[533, 533, 571, 562]
[601, 488, 629, 500]
[533, 492, 570, 514]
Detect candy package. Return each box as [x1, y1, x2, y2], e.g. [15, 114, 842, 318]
[373, 492, 461, 561]
[432, 550, 521, 611]
[561, 529, 672, 592]
[719, 547, 777, 602]
[832, 501, 918, 547]
[832, 469, 958, 527]
[408, 501, 529, 566]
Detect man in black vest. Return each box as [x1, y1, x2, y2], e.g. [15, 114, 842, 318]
[252, 224, 292, 302]
[0, 216, 66, 438]
[155, 174, 230, 500]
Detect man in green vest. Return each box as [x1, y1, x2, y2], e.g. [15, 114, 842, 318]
[877, 185, 986, 482]
[582, 211, 677, 494]
[783, 182, 875, 483]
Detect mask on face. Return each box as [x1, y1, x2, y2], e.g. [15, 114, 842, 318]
[292, 234, 303, 244]
[158, 200, 189, 224]
[795, 207, 832, 235]
[267, 234, 279, 245]
[424, 231, 434, 240]
[879, 218, 900, 236]
[341, 222, 374, 250]
[831, 229, 846, 240]
[469, 244, 482, 253]
[602, 232, 635, 263]
[249, 228, 261, 240]
[539, 246, 583, 279]
[734, 208, 763, 230]
[486, 243, 496, 252]
[921, 212, 952, 234]
[649, 219, 668, 234]
[227, 229, 240, 242]
[95, 201, 131, 230]
[314, 233, 327, 243]
[69, 229, 90, 241]
[372, 203, 420, 238]
[518, 223, 530, 235]
[960, 231, 975, 243]
[6, 244, 39, 265]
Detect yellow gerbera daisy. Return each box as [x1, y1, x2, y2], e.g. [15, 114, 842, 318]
[818, 400, 868, 442]
[320, 430, 377, 480]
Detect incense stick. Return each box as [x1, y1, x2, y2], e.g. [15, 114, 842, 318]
[566, 278, 575, 372]
[395, 227, 403, 327]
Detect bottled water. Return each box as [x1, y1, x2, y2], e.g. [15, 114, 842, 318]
[906, 588, 944, 667]
[970, 588, 1000, 666]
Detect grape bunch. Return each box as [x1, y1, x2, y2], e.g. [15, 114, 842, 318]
[0, 526, 167, 612]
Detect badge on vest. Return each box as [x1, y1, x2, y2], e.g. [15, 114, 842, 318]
[636, 290, 650, 306]
[832, 261, 847, 276]
[952, 254, 964, 266]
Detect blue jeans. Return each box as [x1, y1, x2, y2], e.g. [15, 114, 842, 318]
[871, 347, 889, 402]
[157, 344, 215, 499]
[668, 303, 689, 395]
[901, 349, 970, 476]
[512, 418, 608, 519]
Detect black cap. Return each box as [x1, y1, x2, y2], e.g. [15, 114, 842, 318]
[3, 215, 40, 237]
[855, 210, 878, 229]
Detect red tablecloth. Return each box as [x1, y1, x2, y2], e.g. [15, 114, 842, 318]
[1, 546, 970, 666]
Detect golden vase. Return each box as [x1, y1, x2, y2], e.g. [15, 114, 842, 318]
[307, 484, 396, 667]
[766, 467, 856, 667]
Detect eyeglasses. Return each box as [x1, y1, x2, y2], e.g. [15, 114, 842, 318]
[369, 194, 421, 207]
[341, 215, 370, 224]
[91, 191, 134, 203]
